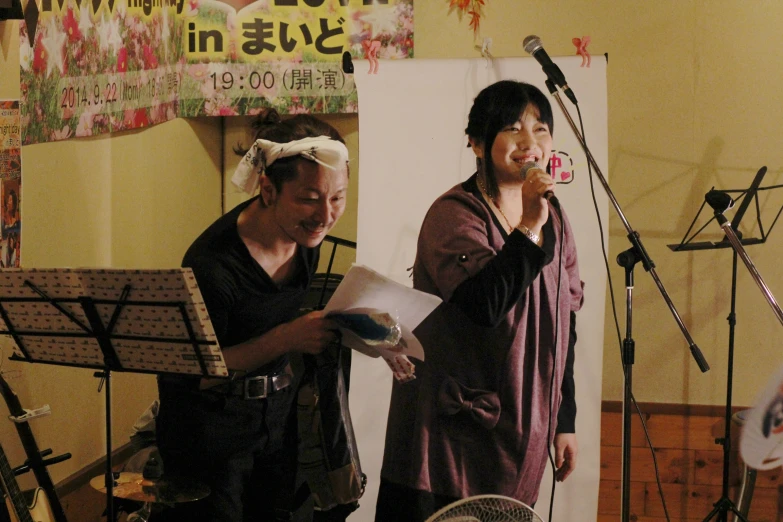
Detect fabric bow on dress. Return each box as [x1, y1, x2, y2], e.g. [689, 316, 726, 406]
[438, 376, 501, 429]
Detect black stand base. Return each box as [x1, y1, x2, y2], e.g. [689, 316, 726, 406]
[703, 496, 748, 522]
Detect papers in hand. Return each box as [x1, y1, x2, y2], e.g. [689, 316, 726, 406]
[324, 264, 441, 381]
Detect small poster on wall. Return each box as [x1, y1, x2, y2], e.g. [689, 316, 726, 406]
[0, 101, 21, 179]
[0, 101, 21, 268]
[2, 178, 21, 268]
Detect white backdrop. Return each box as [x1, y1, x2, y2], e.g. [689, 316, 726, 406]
[349, 56, 609, 521]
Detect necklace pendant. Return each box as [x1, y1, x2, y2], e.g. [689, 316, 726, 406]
[477, 176, 515, 233]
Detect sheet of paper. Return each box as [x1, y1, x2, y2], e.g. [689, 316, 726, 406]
[324, 264, 441, 362]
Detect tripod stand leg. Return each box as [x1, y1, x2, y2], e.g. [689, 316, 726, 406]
[701, 497, 750, 522]
[729, 501, 750, 522]
[702, 500, 721, 522]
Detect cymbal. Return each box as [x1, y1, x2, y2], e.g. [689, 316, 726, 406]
[90, 472, 210, 503]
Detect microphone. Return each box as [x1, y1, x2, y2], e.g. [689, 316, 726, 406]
[522, 35, 578, 105]
[522, 161, 559, 209]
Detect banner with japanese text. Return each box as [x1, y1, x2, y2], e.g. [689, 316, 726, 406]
[19, 0, 414, 144]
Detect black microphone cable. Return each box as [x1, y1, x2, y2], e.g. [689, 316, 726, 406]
[544, 190, 565, 522]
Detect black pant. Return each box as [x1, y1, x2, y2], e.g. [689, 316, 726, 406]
[153, 379, 310, 522]
[374, 479, 459, 522]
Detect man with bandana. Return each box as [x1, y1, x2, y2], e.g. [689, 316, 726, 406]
[153, 109, 351, 522]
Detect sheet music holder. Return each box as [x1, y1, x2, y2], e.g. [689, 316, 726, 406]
[668, 166, 783, 252]
[667, 166, 783, 522]
[0, 267, 228, 521]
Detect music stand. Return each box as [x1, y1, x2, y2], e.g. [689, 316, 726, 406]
[0, 267, 229, 522]
[311, 235, 357, 312]
[668, 166, 783, 522]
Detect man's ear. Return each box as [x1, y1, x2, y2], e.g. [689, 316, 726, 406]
[259, 174, 277, 206]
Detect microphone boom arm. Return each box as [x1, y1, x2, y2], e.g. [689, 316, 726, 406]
[714, 212, 783, 327]
[548, 88, 710, 372]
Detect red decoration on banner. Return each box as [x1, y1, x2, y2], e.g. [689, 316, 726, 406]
[447, 0, 486, 38]
[361, 39, 380, 74]
[572, 36, 591, 67]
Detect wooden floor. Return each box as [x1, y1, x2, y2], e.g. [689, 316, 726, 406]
[598, 403, 783, 521]
[59, 484, 131, 522]
[54, 447, 137, 522]
[53, 402, 783, 521]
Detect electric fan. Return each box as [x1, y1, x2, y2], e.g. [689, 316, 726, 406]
[741, 363, 783, 470]
[425, 494, 546, 522]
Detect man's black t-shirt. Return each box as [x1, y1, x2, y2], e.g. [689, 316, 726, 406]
[181, 196, 320, 378]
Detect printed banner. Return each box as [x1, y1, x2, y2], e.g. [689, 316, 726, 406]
[19, 0, 413, 143]
[0, 101, 21, 267]
[19, 0, 182, 145]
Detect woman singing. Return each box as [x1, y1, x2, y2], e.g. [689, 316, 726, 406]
[376, 80, 585, 521]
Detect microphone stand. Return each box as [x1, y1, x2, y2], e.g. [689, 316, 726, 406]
[543, 80, 710, 522]
[616, 246, 640, 522]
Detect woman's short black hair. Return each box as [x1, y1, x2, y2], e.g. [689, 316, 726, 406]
[465, 81, 554, 197]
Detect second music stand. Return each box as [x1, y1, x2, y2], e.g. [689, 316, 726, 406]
[0, 267, 229, 522]
[668, 166, 783, 522]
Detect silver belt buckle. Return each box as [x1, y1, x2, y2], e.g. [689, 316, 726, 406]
[244, 375, 268, 400]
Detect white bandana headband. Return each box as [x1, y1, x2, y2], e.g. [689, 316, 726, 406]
[231, 135, 350, 194]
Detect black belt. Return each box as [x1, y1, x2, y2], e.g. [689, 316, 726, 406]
[213, 368, 293, 400]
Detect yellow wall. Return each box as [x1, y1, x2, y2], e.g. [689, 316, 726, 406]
[422, 0, 783, 407]
[410, 0, 783, 407]
[2, 0, 783, 492]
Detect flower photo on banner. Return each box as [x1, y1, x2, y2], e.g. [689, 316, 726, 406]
[19, 0, 183, 144]
[19, 0, 414, 143]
